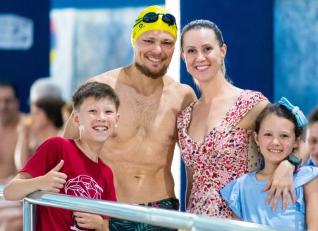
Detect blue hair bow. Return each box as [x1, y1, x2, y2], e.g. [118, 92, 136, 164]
[278, 97, 308, 127]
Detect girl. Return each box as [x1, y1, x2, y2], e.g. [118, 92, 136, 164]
[221, 97, 318, 231]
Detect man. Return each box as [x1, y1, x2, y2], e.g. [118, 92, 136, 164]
[0, 81, 23, 231]
[0, 81, 20, 181]
[65, 5, 196, 230]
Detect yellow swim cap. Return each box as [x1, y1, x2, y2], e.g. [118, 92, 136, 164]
[131, 5, 178, 45]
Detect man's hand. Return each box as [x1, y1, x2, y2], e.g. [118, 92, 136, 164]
[38, 160, 67, 193]
[263, 160, 295, 211]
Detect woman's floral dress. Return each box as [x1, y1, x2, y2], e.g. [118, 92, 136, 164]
[177, 90, 267, 218]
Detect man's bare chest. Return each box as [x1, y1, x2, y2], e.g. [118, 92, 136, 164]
[0, 131, 17, 161]
[115, 96, 178, 141]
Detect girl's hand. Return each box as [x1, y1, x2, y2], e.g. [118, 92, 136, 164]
[263, 160, 295, 211]
[73, 212, 108, 230]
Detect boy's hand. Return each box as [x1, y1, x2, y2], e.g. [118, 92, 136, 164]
[38, 160, 67, 193]
[73, 212, 107, 230]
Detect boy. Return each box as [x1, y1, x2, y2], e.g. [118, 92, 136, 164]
[4, 82, 119, 231]
[307, 108, 318, 166]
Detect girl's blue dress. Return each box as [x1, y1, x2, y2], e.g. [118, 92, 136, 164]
[221, 166, 318, 231]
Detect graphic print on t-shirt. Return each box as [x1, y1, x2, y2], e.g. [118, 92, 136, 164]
[65, 175, 104, 231]
[65, 174, 103, 199]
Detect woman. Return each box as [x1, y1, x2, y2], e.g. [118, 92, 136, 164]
[177, 19, 296, 218]
[15, 97, 64, 170]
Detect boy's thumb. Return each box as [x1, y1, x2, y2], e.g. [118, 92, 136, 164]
[52, 160, 64, 171]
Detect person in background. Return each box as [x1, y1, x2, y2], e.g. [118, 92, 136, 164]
[4, 82, 119, 231]
[64, 5, 196, 231]
[306, 107, 318, 166]
[29, 77, 64, 104]
[177, 19, 302, 218]
[221, 98, 318, 231]
[14, 78, 65, 170]
[0, 81, 20, 181]
[0, 80, 23, 231]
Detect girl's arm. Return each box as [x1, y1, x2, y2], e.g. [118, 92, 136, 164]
[185, 167, 194, 208]
[304, 177, 318, 231]
[4, 160, 66, 201]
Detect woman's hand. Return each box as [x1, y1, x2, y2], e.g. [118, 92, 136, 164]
[263, 160, 295, 211]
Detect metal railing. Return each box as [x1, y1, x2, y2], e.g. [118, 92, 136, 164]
[0, 184, 278, 231]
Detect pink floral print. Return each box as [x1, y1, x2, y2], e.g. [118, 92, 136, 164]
[177, 90, 266, 218]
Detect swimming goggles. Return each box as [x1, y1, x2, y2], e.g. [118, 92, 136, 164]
[134, 12, 176, 27]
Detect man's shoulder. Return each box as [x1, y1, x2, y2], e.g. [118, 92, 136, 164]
[88, 67, 124, 88]
[164, 76, 195, 95]
[163, 77, 197, 109]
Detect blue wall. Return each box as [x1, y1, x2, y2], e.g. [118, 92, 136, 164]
[0, 0, 50, 112]
[180, 0, 274, 211]
[274, 0, 318, 115]
[0, 0, 164, 112]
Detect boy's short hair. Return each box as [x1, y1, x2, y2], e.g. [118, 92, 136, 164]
[72, 82, 120, 110]
[308, 108, 318, 124]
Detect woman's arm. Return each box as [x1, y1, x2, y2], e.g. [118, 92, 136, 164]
[185, 167, 194, 208]
[304, 177, 318, 231]
[264, 160, 295, 211]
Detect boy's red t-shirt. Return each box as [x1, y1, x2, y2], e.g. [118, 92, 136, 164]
[22, 137, 117, 231]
